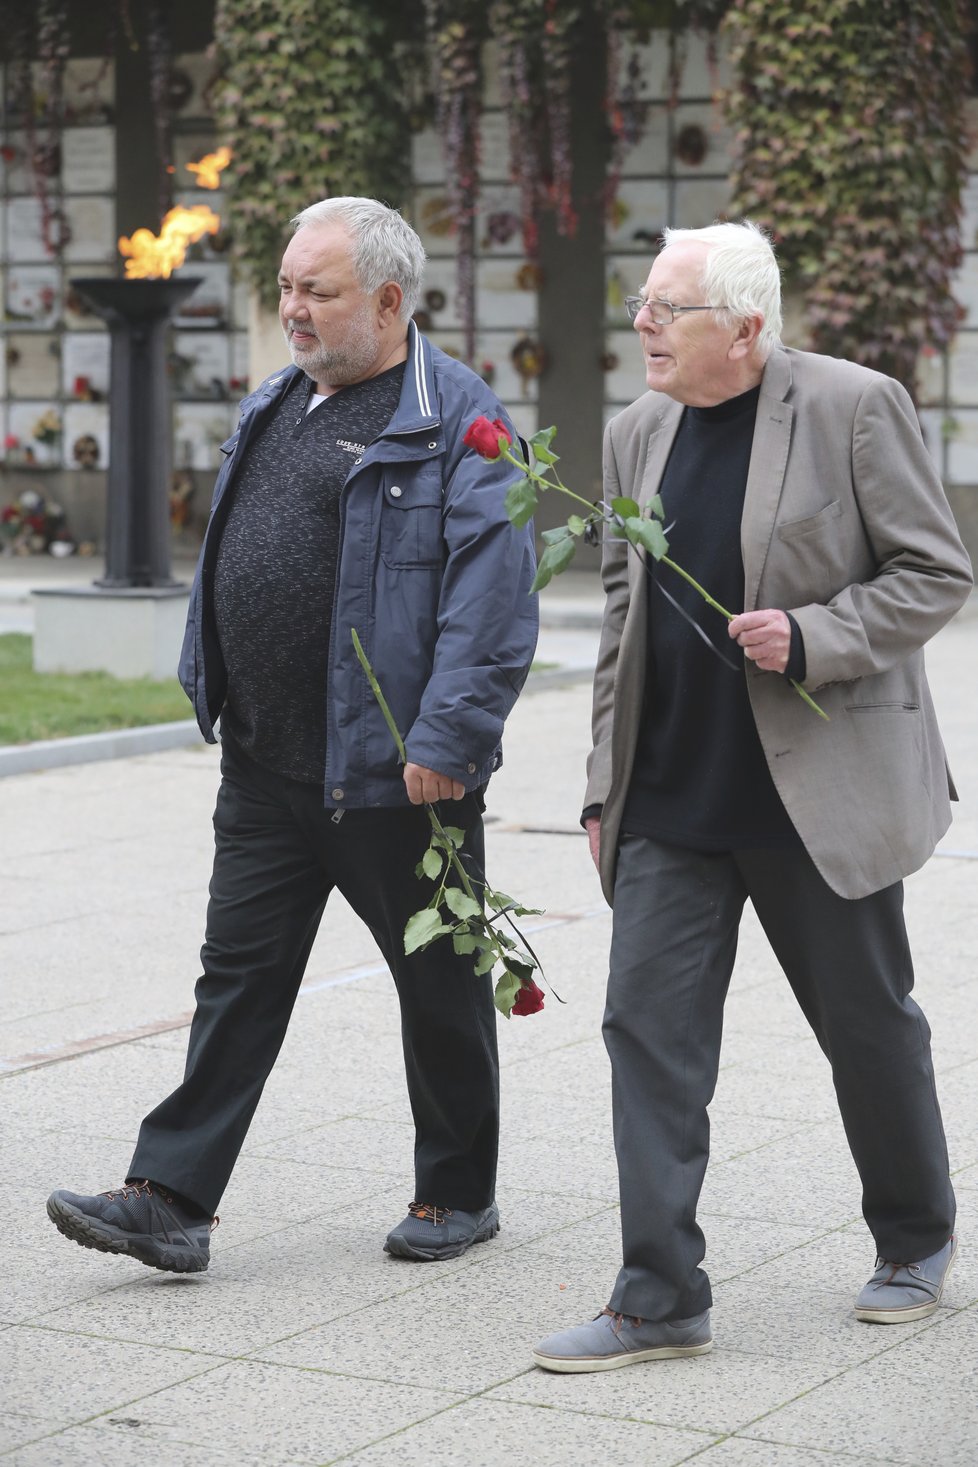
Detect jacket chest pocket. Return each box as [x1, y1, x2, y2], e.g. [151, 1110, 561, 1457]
[380, 476, 444, 569]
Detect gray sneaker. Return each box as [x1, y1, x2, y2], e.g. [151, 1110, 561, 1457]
[854, 1235, 957, 1324]
[532, 1306, 713, 1373]
[384, 1200, 500, 1261]
[47, 1181, 215, 1273]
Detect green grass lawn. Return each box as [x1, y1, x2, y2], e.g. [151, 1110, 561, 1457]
[0, 633, 192, 745]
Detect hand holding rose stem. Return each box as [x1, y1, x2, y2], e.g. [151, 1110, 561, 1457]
[461, 416, 828, 722]
[351, 629, 548, 1019]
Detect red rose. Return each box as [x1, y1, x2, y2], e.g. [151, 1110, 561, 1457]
[463, 415, 512, 461]
[512, 978, 545, 1016]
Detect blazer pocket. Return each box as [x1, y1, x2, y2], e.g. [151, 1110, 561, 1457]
[776, 498, 842, 540]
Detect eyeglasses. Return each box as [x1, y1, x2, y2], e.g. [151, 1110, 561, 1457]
[624, 296, 729, 325]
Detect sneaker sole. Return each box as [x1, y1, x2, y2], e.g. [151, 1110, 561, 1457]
[46, 1197, 209, 1274]
[854, 1241, 956, 1325]
[384, 1217, 500, 1262]
[532, 1338, 714, 1373]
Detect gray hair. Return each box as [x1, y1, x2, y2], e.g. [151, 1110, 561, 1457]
[661, 220, 782, 357]
[290, 197, 426, 320]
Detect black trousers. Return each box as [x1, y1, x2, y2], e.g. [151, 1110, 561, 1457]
[604, 836, 956, 1322]
[129, 740, 500, 1217]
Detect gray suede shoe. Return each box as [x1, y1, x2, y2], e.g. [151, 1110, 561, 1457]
[855, 1236, 957, 1323]
[532, 1306, 713, 1373]
[384, 1201, 500, 1261]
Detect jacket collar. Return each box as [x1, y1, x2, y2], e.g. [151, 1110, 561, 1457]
[384, 321, 440, 434]
[758, 343, 792, 403]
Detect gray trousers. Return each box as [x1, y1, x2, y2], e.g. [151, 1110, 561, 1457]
[604, 835, 955, 1321]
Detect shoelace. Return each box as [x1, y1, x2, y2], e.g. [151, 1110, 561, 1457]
[101, 1180, 220, 1230]
[408, 1201, 454, 1225]
[103, 1180, 173, 1205]
[600, 1305, 644, 1333]
[874, 1259, 922, 1285]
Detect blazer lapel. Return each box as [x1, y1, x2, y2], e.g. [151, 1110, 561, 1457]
[630, 401, 684, 591]
[742, 348, 793, 611]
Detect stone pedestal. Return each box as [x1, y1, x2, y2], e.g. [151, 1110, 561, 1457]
[32, 585, 191, 681]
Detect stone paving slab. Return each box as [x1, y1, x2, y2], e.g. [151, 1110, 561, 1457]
[1, 611, 976, 1464]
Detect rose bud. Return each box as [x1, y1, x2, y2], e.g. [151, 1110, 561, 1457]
[463, 415, 512, 461]
[512, 978, 545, 1016]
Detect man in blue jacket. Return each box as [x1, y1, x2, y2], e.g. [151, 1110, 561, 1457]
[47, 197, 538, 1273]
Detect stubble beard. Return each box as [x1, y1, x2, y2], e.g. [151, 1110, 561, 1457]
[284, 302, 379, 387]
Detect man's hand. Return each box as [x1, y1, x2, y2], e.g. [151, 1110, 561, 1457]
[584, 815, 601, 872]
[728, 609, 791, 674]
[403, 762, 466, 805]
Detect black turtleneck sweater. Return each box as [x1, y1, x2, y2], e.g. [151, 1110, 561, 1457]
[620, 384, 800, 850]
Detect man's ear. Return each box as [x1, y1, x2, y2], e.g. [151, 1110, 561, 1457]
[377, 281, 404, 325]
[729, 312, 764, 361]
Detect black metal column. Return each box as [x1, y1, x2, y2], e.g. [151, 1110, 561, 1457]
[70, 277, 200, 588]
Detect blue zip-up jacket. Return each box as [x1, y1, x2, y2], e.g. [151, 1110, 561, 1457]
[178, 323, 538, 808]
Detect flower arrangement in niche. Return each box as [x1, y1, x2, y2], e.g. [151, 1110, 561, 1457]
[0, 487, 74, 556]
[464, 415, 828, 721]
[31, 408, 61, 449]
[352, 630, 550, 1019]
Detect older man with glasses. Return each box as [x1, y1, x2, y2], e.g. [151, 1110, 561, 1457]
[532, 220, 972, 1372]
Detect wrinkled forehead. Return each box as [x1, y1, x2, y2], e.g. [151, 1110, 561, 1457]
[645, 240, 712, 301]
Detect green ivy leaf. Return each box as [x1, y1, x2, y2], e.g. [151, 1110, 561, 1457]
[453, 931, 478, 955]
[420, 846, 444, 881]
[647, 494, 665, 521]
[611, 496, 641, 520]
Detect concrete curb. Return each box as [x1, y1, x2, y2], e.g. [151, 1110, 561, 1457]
[0, 719, 203, 778]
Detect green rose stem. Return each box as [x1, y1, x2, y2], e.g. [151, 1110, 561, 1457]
[351, 628, 481, 906]
[498, 441, 828, 722]
[351, 629, 549, 1017]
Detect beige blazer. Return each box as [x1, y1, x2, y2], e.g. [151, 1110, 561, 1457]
[585, 346, 974, 902]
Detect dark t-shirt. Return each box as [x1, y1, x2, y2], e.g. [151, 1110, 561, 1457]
[213, 364, 405, 782]
[621, 384, 800, 849]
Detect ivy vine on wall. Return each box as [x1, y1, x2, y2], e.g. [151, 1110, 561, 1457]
[211, 0, 420, 314]
[421, 0, 487, 363]
[723, 0, 972, 393]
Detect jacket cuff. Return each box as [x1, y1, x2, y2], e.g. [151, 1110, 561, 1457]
[783, 613, 807, 683]
[581, 803, 602, 830]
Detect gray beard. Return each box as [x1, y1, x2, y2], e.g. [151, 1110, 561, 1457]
[283, 314, 378, 387]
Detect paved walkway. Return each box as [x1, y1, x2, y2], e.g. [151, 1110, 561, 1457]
[2, 587, 977, 1465]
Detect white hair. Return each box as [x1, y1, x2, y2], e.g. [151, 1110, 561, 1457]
[290, 197, 426, 320]
[661, 220, 782, 357]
